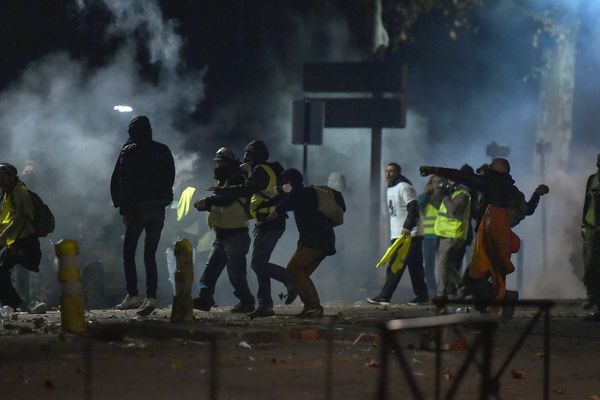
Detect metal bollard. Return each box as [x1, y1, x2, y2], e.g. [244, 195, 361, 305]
[170, 239, 194, 323]
[55, 239, 86, 333]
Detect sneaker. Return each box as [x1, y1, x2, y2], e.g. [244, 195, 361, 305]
[28, 302, 48, 314]
[366, 297, 390, 306]
[407, 297, 429, 306]
[501, 290, 519, 321]
[248, 305, 275, 319]
[231, 302, 255, 314]
[116, 295, 143, 310]
[297, 305, 324, 319]
[192, 297, 214, 312]
[284, 285, 298, 305]
[136, 298, 157, 318]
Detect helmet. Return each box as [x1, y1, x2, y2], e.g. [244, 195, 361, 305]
[213, 147, 237, 163]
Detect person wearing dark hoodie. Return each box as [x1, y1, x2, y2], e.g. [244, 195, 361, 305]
[213, 140, 295, 318]
[366, 162, 429, 306]
[192, 148, 255, 313]
[110, 116, 175, 317]
[420, 158, 548, 314]
[279, 168, 345, 318]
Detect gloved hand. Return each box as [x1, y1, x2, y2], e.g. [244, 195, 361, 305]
[420, 166, 436, 177]
[534, 184, 550, 196]
[194, 198, 209, 211]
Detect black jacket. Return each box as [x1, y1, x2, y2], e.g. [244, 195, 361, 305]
[110, 132, 175, 215]
[432, 167, 541, 229]
[281, 186, 345, 255]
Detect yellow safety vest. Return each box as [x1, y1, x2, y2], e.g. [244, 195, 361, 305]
[0, 182, 35, 245]
[422, 203, 439, 236]
[434, 189, 471, 240]
[208, 178, 250, 230]
[249, 164, 279, 221]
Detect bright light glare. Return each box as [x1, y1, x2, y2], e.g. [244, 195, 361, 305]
[113, 105, 133, 113]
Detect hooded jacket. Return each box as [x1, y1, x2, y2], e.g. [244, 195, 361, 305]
[110, 129, 175, 215]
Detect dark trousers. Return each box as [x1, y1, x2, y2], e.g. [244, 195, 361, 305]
[123, 207, 165, 299]
[583, 227, 600, 307]
[251, 227, 291, 307]
[286, 246, 327, 308]
[423, 237, 438, 297]
[378, 237, 428, 301]
[198, 230, 254, 305]
[0, 236, 41, 309]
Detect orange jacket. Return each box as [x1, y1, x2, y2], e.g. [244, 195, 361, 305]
[470, 205, 520, 301]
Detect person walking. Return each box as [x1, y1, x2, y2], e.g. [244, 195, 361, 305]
[582, 153, 600, 321]
[0, 163, 42, 314]
[192, 148, 255, 313]
[366, 162, 428, 306]
[433, 179, 470, 300]
[279, 168, 345, 318]
[418, 175, 446, 299]
[111, 116, 175, 317]
[213, 140, 295, 318]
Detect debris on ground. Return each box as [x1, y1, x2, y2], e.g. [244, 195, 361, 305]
[289, 329, 323, 341]
[442, 369, 453, 381]
[237, 341, 252, 349]
[352, 332, 379, 346]
[511, 369, 527, 379]
[365, 357, 379, 367]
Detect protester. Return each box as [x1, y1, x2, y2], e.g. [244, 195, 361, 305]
[418, 175, 446, 299]
[0, 163, 42, 314]
[433, 179, 470, 300]
[213, 140, 295, 318]
[192, 148, 255, 313]
[366, 162, 428, 306]
[420, 159, 548, 315]
[582, 153, 600, 321]
[279, 168, 345, 318]
[111, 116, 175, 317]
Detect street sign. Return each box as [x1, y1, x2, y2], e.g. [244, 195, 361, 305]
[303, 63, 407, 93]
[322, 98, 406, 128]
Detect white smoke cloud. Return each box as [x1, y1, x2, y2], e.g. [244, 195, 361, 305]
[0, 1, 204, 252]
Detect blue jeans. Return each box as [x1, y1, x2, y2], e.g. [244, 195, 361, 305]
[423, 237, 438, 297]
[251, 227, 291, 307]
[123, 206, 165, 298]
[198, 230, 254, 305]
[378, 237, 428, 301]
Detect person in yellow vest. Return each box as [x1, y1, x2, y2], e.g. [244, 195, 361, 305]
[193, 148, 256, 313]
[582, 153, 600, 321]
[212, 140, 295, 318]
[0, 163, 41, 313]
[418, 175, 447, 299]
[433, 180, 471, 300]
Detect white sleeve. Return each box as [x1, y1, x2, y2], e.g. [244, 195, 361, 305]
[401, 184, 418, 205]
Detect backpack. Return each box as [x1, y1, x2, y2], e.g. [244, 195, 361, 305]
[314, 185, 345, 226]
[25, 190, 55, 237]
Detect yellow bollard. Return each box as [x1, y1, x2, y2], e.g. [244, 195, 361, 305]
[55, 239, 86, 333]
[170, 239, 194, 323]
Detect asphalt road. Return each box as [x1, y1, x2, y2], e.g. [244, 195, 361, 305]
[1, 300, 599, 399]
